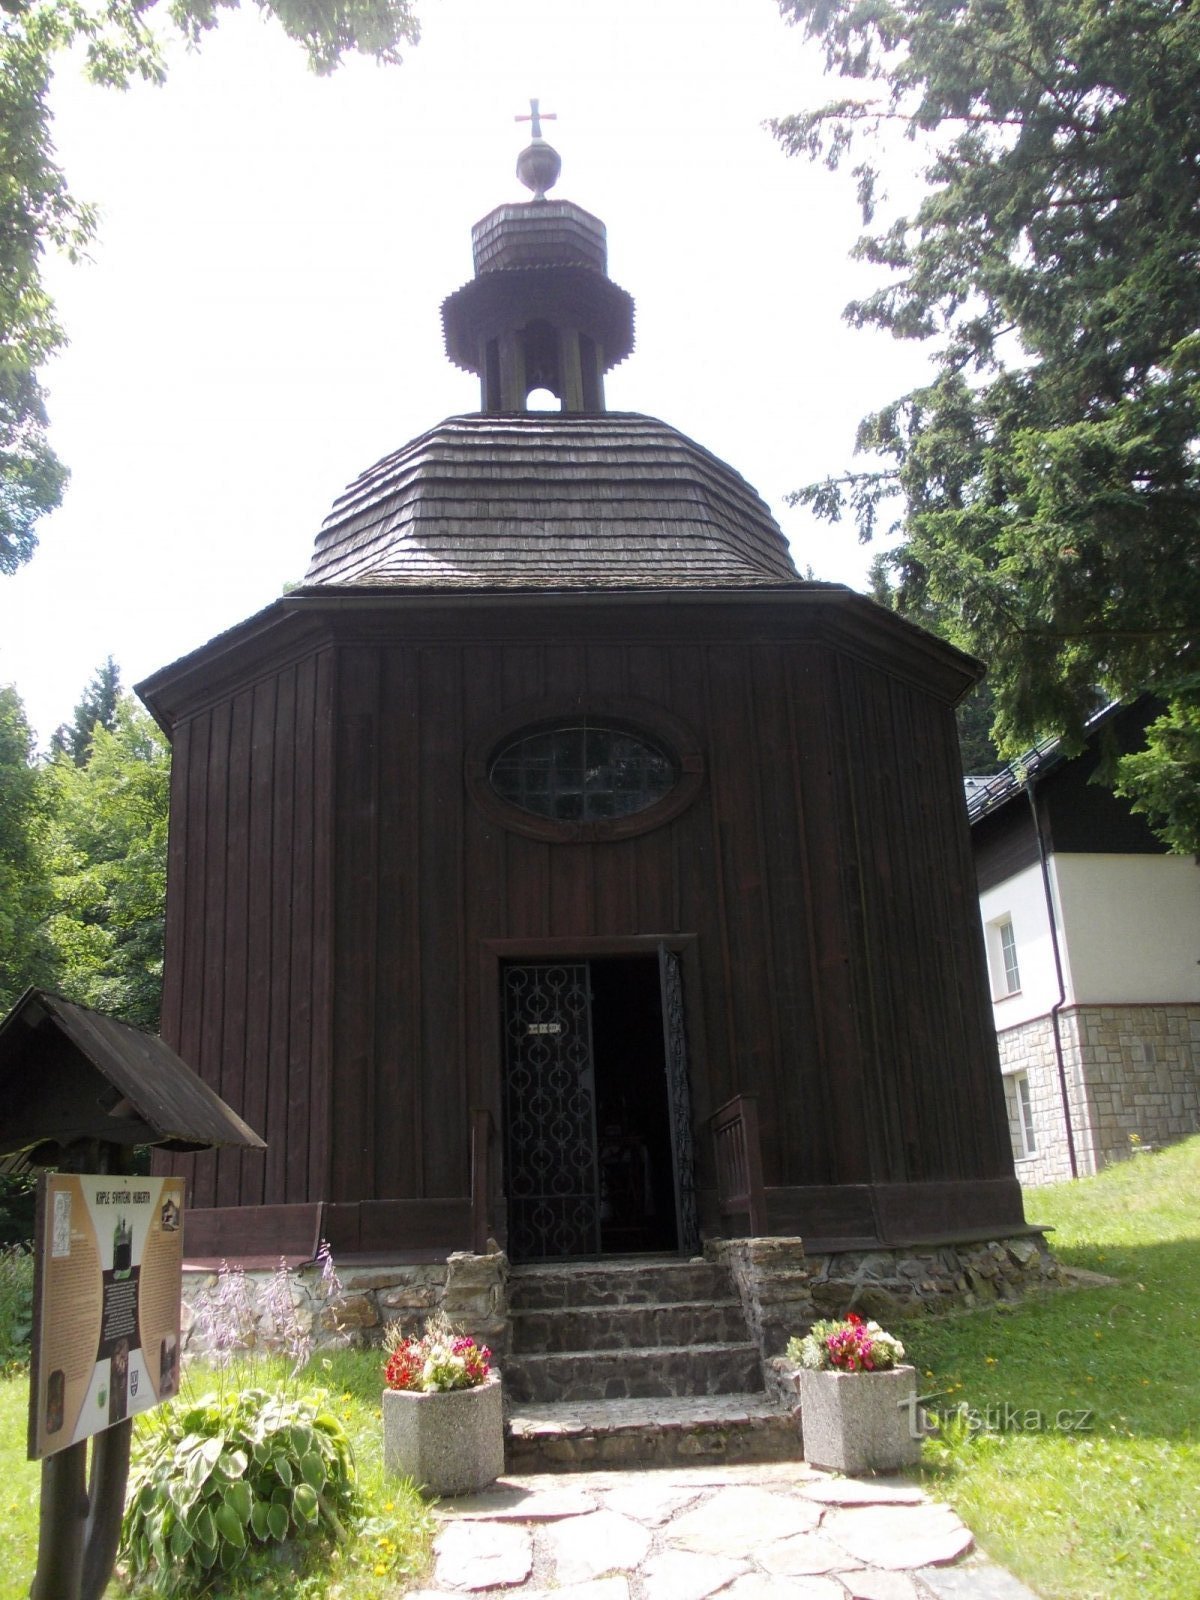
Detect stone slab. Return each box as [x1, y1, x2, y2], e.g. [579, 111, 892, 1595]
[799, 1477, 926, 1507]
[544, 1508, 653, 1584]
[838, 1572, 922, 1600]
[519, 1583, 631, 1600]
[432, 1520, 533, 1590]
[668, 1485, 822, 1554]
[822, 1503, 974, 1570]
[757, 1530, 862, 1577]
[916, 1556, 1043, 1598]
[599, 1482, 705, 1525]
[638, 1548, 749, 1600]
[721, 1577, 846, 1600]
[440, 1483, 598, 1521]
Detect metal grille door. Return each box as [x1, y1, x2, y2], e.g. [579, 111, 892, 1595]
[502, 963, 601, 1260]
[660, 946, 700, 1256]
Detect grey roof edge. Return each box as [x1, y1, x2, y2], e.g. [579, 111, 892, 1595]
[965, 700, 1124, 825]
[0, 988, 266, 1156]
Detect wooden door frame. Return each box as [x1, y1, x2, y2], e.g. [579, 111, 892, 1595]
[477, 934, 707, 1251]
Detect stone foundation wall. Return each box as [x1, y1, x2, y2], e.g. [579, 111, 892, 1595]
[708, 1233, 1062, 1402]
[180, 1249, 509, 1362]
[997, 1002, 1200, 1184]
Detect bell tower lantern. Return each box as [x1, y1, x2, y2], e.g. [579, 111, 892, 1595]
[441, 101, 635, 413]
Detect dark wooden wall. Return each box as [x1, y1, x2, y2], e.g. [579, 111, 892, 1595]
[155, 595, 1019, 1253]
[158, 650, 335, 1223]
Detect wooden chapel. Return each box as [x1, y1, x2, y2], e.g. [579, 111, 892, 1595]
[138, 124, 1026, 1265]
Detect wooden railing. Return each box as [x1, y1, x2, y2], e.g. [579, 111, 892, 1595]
[710, 1092, 767, 1236]
[470, 1108, 497, 1256]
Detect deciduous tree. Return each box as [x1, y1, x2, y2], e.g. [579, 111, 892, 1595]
[44, 694, 170, 1028]
[0, 684, 55, 1010]
[774, 0, 1200, 849]
[0, 0, 420, 574]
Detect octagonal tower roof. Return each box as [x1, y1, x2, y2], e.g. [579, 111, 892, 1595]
[304, 412, 799, 589]
[302, 120, 800, 592]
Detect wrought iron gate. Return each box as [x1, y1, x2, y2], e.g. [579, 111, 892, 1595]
[502, 964, 601, 1259]
[659, 946, 700, 1255]
[502, 954, 698, 1260]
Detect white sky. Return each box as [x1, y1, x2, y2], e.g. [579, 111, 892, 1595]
[0, 0, 929, 745]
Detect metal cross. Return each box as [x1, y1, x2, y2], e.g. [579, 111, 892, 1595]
[515, 98, 557, 140]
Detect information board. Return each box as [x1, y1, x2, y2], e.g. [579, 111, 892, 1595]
[28, 1175, 184, 1460]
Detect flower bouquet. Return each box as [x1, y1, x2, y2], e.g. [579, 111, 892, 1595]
[384, 1313, 492, 1393]
[787, 1311, 906, 1374]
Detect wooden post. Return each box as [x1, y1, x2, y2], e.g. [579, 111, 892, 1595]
[30, 1140, 135, 1600]
[470, 1108, 495, 1256]
[31, 1442, 87, 1600]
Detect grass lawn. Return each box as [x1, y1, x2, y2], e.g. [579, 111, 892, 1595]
[2, 1139, 1196, 1597]
[909, 1133, 1200, 1600]
[0, 1349, 434, 1600]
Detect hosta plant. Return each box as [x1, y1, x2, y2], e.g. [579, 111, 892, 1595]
[120, 1386, 357, 1594]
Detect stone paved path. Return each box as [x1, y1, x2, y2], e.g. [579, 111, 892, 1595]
[405, 1461, 1041, 1599]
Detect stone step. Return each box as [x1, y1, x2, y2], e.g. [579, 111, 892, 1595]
[505, 1393, 801, 1473]
[507, 1258, 735, 1311]
[501, 1341, 764, 1405]
[510, 1299, 750, 1354]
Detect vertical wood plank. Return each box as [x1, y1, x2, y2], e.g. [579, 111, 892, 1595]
[331, 648, 380, 1203]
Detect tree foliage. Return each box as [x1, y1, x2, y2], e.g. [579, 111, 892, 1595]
[0, 683, 56, 1009]
[0, 675, 169, 1027]
[0, 0, 420, 575]
[774, 0, 1200, 849]
[50, 651, 121, 763]
[44, 693, 170, 1028]
[868, 553, 1002, 774]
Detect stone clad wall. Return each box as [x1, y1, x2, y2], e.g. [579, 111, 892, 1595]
[182, 1235, 1063, 1389]
[997, 1003, 1200, 1184]
[180, 1250, 509, 1362]
[709, 1234, 1062, 1402]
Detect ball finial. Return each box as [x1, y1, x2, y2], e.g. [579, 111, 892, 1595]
[514, 98, 561, 200]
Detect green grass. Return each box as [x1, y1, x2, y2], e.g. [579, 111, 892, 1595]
[0, 1372, 41, 1600]
[3, 1140, 1196, 1597]
[908, 1134, 1200, 1600]
[0, 1351, 434, 1600]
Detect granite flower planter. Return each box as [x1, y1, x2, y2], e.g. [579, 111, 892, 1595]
[796, 1363, 922, 1474]
[382, 1372, 504, 1496]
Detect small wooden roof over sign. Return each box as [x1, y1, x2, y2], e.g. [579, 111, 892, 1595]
[0, 989, 265, 1161]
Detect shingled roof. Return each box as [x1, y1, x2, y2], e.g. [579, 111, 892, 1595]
[303, 412, 800, 590]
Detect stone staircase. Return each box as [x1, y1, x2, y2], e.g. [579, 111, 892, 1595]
[502, 1256, 801, 1471]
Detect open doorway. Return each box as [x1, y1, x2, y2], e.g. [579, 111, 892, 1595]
[591, 958, 678, 1253]
[500, 953, 693, 1261]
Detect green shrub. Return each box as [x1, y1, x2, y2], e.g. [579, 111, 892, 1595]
[0, 1174, 36, 1249]
[0, 1247, 33, 1368]
[120, 1386, 358, 1595]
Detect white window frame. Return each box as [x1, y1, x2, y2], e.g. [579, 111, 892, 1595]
[987, 915, 1022, 998]
[1014, 1072, 1037, 1159]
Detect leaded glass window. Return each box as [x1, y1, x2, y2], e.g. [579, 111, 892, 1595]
[489, 724, 676, 824]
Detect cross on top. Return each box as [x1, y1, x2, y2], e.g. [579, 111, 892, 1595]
[515, 98, 557, 141]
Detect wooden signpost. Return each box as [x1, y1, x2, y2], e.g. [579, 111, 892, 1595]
[29, 1174, 185, 1462]
[0, 988, 265, 1600]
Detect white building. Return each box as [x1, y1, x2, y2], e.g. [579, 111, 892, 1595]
[968, 704, 1200, 1184]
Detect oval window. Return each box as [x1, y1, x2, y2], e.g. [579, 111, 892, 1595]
[489, 724, 676, 824]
